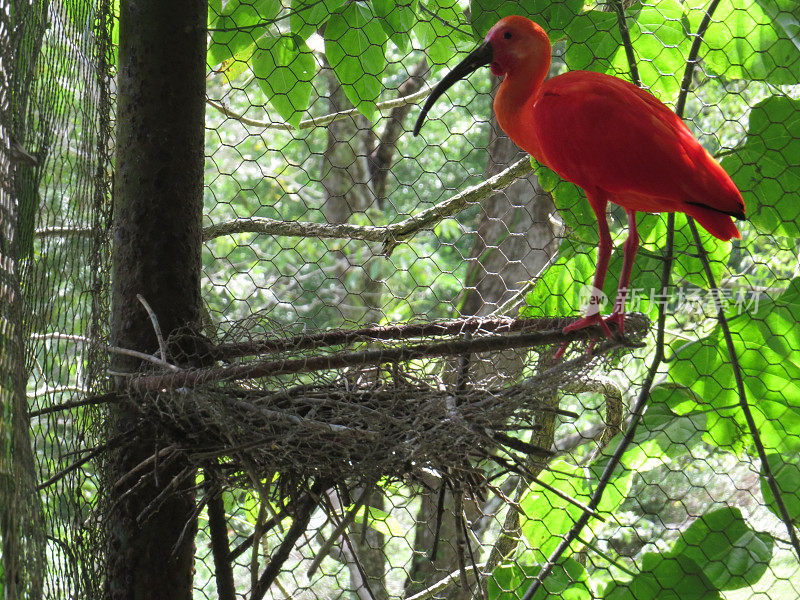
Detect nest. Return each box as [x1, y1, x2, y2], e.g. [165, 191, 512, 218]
[108, 313, 648, 595]
[127, 314, 648, 496]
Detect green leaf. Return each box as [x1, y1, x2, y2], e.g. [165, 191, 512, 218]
[669, 278, 800, 452]
[488, 559, 590, 600]
[324, 1, 387, 121]
[755, 0, 800, 50]
[290, 0, 346, 41]
[470, 0, 584, 40]
[414, 0, 472, 67]
[604, 553, 721, 600]
[521, 240, 597, 318]
[251, 36, 315, 127]
[610, 0, 691, 102]
[372, 0, 417, 51]
[208, 0, 281, 68]
[518, 460, 620, 563]
[686, 0, 800, 85]
[352, 505, 407, 537]
[564, 10, 621, 73]
[761, 453, 800, 523]
[721, 96, 800, 238]
[671, 507, 773, 590]
[533, 160, 597, 245]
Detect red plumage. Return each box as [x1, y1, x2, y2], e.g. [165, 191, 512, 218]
[415, 15, 746, 342]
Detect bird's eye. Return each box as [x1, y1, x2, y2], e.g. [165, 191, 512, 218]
[504, 31, 512, 39]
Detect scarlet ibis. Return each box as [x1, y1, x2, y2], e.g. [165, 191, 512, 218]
[414, 15, 745, 342]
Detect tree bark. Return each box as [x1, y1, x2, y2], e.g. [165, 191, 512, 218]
[459, 76, 559, 319]
[106, 1, 206, 598]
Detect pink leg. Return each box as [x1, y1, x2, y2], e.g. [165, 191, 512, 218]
[563, 191, 613, 338]
[605, 209, 639, 336]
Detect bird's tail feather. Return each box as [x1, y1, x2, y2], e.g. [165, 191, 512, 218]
[683, 202, 741, 241]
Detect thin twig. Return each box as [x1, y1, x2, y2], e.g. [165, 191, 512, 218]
[688, 220, 800, 560]
[405, 563, 487, 600]
[137, 294, 168, 363]
[610, 0, 641, 87]
[36, 442, 110, 490]
[207, 86, 432, 131]
[106, 345, 181, 371]
[202, 157, 532, 253]
[131, 316, 646, 392]
[307, 482, 376, 577]
[251, 482, 326, 600]
[27, 392, 119, 418]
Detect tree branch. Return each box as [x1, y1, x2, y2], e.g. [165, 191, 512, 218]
[206, 85, 432, 132]
[202, 157, 533, 253]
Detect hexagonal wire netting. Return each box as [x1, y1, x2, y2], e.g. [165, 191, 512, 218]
[8, 0, 800, 598]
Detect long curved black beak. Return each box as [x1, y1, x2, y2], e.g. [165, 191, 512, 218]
[413, 41, 494, 136]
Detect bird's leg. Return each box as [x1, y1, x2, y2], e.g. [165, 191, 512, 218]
[605, 209, 639, 336]
[563, 193, 613, 338]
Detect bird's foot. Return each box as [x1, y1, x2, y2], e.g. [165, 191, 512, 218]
[563, 313, 614, 338]
[554, 314, 621, 362]
[603, 312, 625, 337]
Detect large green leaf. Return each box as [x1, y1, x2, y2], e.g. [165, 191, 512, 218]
[564, 10, 621, 74]
[521, 240, 598, 318]
[604, 553, 721, 600]
[686, 0, 800, 85]
[671, 507, 773, 590]
[755, 0, 800, 50]
[324, 1, 387, 120]
[290, 0, 346, 41]
[372, 0, 417, 51]
[610, 0, 691, 102]
[669, 278, 800, 451]
[251, 36, 315, 127]
[489, 559, 591, 600]
[470, 0, 584, 40]
[533, 160, 598, 245]
[519, 459, 629, 563]
[721, 96, 800, 239]
[414, 0, 473, 67]
[760, 453, 800, 523]
[208, 0, 281, 68]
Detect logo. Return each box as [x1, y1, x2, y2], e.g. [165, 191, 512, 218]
[577, 285, 609, 316]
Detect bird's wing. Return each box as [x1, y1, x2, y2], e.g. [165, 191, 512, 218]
[531, 71, 743, 217]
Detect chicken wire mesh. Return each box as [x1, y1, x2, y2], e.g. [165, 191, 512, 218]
[3, 0, 800, 598]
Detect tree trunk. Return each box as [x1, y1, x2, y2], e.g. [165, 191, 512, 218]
[459, 76, 559, 319]
[106, 1, 206, 598]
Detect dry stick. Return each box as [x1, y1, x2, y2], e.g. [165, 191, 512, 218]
[251, 481, 327, 600]
[206, 85, 432, 132]
[172, 493, 207, 557]
[430, 479, 448, 561]
[205, 481, 237, 600]
[307, 481, 376, 577]
[688, 220, 800, 559]
[212, 315, 572, 361]
[324, 491, 379, 600]
[406, 563, 488, 600]
[131, 319, 645, 392]
[36, 442, 110, 490]
[461, 509, 485, 600]
[136, 466, 193, 525]
[202, 157, 533, 253]
[114, 444, 179, 491]
[520, 1, 721, 596]
[27, 392, 119, 418]
[136, 294, 168, 363]
[106, 345, 180, 371]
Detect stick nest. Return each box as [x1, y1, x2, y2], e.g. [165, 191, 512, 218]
[127, 314, 648, 500]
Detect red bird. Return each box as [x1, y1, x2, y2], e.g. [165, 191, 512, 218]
[414, 15, 745, 341]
